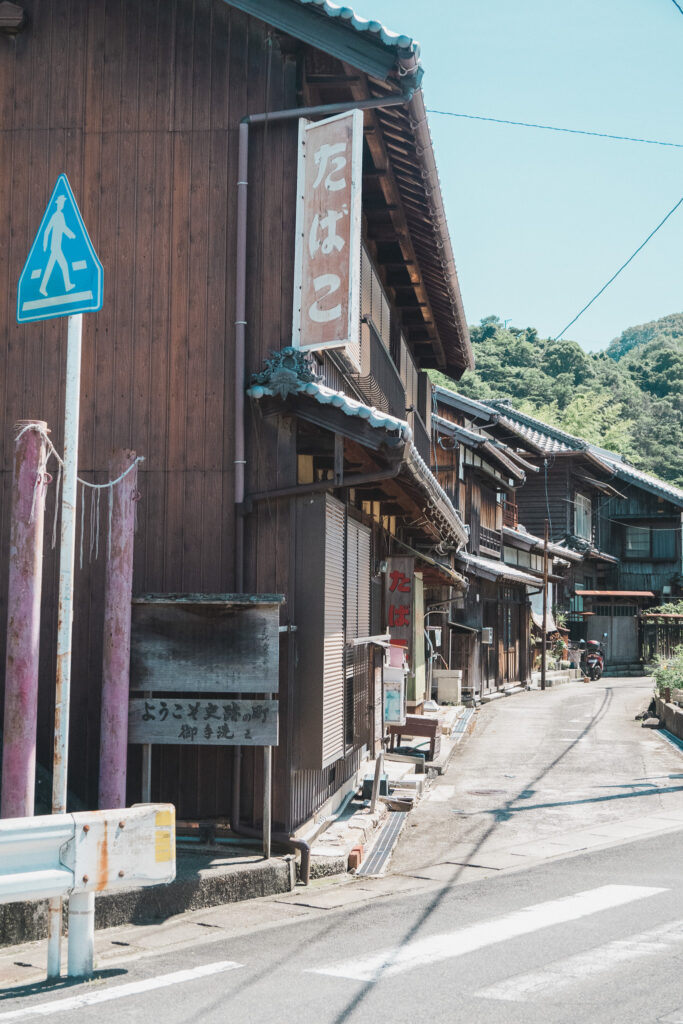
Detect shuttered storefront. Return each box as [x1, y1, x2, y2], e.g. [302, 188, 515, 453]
[295, 494, 373, 770]
[322, 496, 346, 766]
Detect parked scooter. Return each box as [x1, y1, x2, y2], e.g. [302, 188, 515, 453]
[580, 639, 605, 680]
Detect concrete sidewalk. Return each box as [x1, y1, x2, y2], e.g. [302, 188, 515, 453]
[0, 703, 477, 950]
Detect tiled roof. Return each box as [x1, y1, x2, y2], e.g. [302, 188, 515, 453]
[437, 388, 683, 509]
[456, 552, 541, 587]
[502, 526, 583, 561]
[247, 379, 413, 440]
[433, 386, 498, 423]
[247, 378, 468, 546]
[432, 415, 485, 446]
[491, 402, 683, 506]
[490, 404, 580, 455]
[294, 0, 419, 53]
[587, 449, 683, 506]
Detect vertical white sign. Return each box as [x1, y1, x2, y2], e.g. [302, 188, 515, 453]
[292, 109, 363, 368]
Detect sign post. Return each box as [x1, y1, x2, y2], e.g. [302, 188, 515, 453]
[17, 173, 103, 979]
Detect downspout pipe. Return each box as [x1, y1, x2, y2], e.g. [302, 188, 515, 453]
[232, 88, 414, 868]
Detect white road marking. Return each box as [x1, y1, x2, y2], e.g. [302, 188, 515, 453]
[475, 917, 683, 1002]
[308, 885, 665, 982]
[0, 960, 242, 1020]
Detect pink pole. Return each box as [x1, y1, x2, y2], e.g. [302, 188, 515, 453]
[98, 449, 138, 810]
[1, 420, 49, 818]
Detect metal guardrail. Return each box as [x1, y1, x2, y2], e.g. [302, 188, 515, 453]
[0, 803, 175, 979]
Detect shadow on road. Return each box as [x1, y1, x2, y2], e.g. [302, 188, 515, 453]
[325, 685, 616, 1024]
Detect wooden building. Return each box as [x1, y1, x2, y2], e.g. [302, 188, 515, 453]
[480, 402, 683, 669]
[0, 1, 472, 835]
[431, 387, 543, 697]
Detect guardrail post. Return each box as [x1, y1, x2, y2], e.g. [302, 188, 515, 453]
[67, 890, 94, 978]
[98, 448, 138, 809]
[2, 421, 49, 820]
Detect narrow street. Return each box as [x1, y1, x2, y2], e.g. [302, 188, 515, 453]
[391, 674, 683, 880]
[3, 676, 683, 1024]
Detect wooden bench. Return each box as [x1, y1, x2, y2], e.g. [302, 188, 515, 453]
[388, 714, 441, 762]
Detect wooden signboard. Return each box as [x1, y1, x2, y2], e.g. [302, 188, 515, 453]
[385, 556, 415, 652]
[129, 698, 278, 747]
[292, 109, 363, 366]
[130, 595, 281, 694]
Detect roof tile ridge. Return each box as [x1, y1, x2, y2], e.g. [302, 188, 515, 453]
[488, 400, 587, 450]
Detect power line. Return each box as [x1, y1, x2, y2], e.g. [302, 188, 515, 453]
[553, 195, 683, 341]
[425, 109, 683, 149]
[671, 0, 683, 17]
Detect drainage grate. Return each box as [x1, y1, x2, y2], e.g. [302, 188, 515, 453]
[453, 708, 474, 735]
[355, 811, 407, 877]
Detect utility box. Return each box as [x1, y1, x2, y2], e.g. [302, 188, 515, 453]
[434, 669, 462, 704]
[481, 627, 493, 645]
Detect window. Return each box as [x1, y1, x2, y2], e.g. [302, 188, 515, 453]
[574, 493, 592, 540]
[624, 526, 650, 557]
[623, 524, 676, 561]
[504, 605, 513, 650]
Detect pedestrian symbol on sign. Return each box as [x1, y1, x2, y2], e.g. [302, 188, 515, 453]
[40, 195, 76, 296]
[17, 174, 103, 324]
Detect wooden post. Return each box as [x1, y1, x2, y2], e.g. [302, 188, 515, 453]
[98, 449, 138, 809]
[370, 750, 384, 813]
[1, 421, 48, 819]
[263, 745, 272, 860]
[541, 520, 549, 692]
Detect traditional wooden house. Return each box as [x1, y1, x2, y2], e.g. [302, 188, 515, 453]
[430, 386, 555, 696]
[484, 403, 683, 669]
[0, 1, 472, 839]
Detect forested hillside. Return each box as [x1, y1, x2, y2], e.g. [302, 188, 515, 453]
[430, 312, 683, 487]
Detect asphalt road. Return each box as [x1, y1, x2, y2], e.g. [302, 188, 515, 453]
[2, 676, 683, 1024]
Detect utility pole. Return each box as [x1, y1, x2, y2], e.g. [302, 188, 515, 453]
[541, 519, 549, 692]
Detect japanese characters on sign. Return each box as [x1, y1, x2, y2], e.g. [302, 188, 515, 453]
[292, 109, 363, 365]
[128, 699, 278, 747]
[385, 555, 414, 653]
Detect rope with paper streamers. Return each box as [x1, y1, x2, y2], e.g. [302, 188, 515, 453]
[14, 422, 144, 569]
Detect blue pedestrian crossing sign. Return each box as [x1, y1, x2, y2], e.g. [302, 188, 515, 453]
[17, 174, 103, 324]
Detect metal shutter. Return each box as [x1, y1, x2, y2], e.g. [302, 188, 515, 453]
[356, 523, 371, 638]
[322, 495, 345, 766]
[345, 518, 371, 641]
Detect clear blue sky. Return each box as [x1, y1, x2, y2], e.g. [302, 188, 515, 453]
[362, 0, 683, 351]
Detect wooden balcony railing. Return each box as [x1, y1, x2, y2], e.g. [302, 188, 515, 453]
[480, 525, 502, 555]
[502, 499, 518, 529]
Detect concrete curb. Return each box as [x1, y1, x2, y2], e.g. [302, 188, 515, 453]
[0, 853, 297, 948]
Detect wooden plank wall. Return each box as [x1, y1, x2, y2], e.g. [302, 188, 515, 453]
[515, 460, 571, 541]
[0, 0, 299, 817]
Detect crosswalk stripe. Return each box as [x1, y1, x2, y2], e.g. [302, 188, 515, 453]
[308, 885, 666, 982]
[475, 917, 683, 1002]
[0, 960, 242, 1020]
